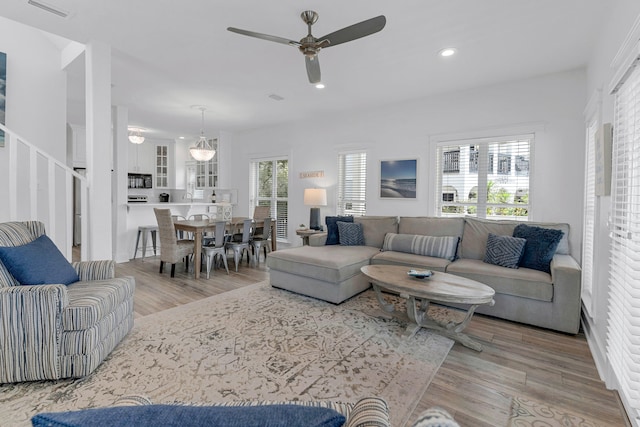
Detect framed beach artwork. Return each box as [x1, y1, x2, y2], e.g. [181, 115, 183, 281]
[0, 51, 5, 147]
[380, 159, 417, 199]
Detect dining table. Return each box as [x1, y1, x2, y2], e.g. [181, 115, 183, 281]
[173, 217, 276, 279]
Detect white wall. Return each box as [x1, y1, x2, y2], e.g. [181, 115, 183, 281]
[583, 0, 640, 404]
[0, 16, 67, 222]
[230, 69, 587, 253]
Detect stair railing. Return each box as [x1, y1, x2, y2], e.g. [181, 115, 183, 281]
[0, 123, 88, 261]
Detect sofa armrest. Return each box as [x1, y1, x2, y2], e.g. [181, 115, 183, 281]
[0, 284, 68, 382]
[549, 254, 582, 333]
[72, 260, 115, 281]
[309, 232, 328, 246]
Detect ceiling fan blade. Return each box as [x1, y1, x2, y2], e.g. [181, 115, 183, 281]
[319, 15, 386, 48]
[305, 56, 321, 84]
[227, 27, 301, 47]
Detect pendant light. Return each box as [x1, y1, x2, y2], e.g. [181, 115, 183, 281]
[128, 127, 145, 144]
[189, 107, 216, 161]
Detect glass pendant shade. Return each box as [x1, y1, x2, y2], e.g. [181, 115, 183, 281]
[190, 136, 216, 161]
[128, 128, 145, 144]
[190, 107, 216, 161]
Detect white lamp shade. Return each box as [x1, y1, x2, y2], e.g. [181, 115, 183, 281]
[304, 188, 327, 206]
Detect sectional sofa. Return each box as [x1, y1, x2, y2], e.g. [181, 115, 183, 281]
[267, 216, 581, 334]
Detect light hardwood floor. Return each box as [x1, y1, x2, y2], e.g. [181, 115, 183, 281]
[116, 255, 629, 426]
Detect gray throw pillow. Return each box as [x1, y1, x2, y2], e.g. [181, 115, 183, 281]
[337, 222, 365, 246]
[483, 233, 526, 269]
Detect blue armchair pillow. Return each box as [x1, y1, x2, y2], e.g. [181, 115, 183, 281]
[337, 221, 365, 246]
[0, 234, 79, 285]
[483, 233, 527, 269]
[513, 224, 564, 273]
[325, 215, 353, 245]
[31, 404, 346, 427]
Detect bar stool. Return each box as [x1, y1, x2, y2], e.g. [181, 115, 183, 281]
[133, 225, 159, 260]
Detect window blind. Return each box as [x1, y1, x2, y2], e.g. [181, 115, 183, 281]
[608, 58, 640, 421]
[436, 137, 531, 220]
[337, 151, 367, 216]
[581, 118, 598, 315]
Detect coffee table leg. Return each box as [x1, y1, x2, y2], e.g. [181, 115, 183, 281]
[372, 284, 395, 313]
[405, 296, 484, 351]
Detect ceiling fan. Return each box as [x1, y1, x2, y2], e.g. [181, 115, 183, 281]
[227, 11, 386, 84]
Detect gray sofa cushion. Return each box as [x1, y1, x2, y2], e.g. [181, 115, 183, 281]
[446, 258, 553, 301]
[398, 217, 465, 239]
[267, 246, 381, 284]
[371, 251, 452, 272]
[354, 216, 399, 248]
[460, 217, 570, 260]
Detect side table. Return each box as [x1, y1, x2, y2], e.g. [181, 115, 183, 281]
[296, 229, 322, 245]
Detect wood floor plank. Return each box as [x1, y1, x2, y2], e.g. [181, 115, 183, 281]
[114, 255, 629, 426]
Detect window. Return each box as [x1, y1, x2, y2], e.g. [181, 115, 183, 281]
[607, 55, 640, 420]
[436, 136, 532, 219]
[337, 151, 367, 216]
[250, 158, 288, 240]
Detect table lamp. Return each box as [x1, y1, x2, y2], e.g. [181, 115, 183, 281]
[304, 188, 327, 231]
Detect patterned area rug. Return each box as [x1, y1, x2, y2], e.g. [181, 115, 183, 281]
[509, 397, 607, 427]
[0, 281, 453, 427]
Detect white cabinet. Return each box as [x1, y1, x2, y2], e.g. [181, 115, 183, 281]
[128, 142, 154, 173]
[69, 124, 86, 168]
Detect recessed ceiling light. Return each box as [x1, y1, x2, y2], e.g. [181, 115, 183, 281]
[315, 83, 325, 89]
[439, 48, 457, 57]
[179, 136, 185, 140]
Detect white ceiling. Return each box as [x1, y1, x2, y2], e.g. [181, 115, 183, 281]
[0, 0, 611, 141]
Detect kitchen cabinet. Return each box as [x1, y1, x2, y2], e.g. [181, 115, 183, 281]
[128, 141, 154, 174]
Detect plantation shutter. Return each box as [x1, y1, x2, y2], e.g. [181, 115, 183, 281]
[608, 48, 640, 421]
[581, 115, 599, 315]
[337, 151, 367, 216]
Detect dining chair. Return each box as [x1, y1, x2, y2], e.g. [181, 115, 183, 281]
[225, 219, 254, 272]
[252, 205, 270, 236]
[250, 217, 272, 264]
[155, 208, 195, 277]
[202, 221, 230, 278]
[189, 213, 213, 244]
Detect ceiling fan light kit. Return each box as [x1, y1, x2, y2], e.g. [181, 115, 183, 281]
[189, 107, 216, 162]
[228, 10, 386, 85]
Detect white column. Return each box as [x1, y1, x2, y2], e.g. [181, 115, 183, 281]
[85, 40, 113, 260]
[112, 105, 130, 262]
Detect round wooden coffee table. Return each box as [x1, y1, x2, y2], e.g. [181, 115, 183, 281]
[361, 264, 495, 351]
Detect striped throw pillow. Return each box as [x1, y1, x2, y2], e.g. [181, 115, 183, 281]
[382, 233, 459, 261]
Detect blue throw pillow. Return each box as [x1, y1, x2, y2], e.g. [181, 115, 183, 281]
[31, 404, 346, 427]
[337, 221, 365, 246]
[0, 234, 79, 285]
[325, 215, 353, 245]
[483, 233, 527, 269]
[513, 224, 564, 273]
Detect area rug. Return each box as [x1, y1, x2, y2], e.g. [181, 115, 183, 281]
[509, 396, 606, 427]
[0, 281, 453, 427]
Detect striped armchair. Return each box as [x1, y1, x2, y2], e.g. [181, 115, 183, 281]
[0, 221, 135, 383]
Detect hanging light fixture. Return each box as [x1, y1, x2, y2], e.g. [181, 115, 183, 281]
[189, 107, 216, 161]
[128, 127, 145, 144]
